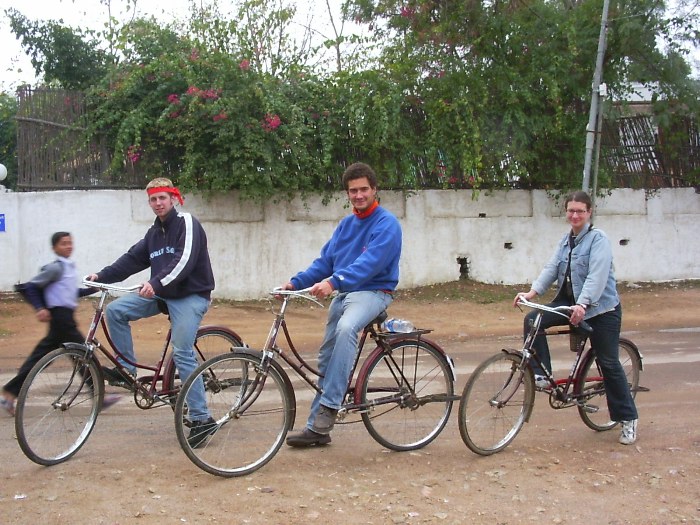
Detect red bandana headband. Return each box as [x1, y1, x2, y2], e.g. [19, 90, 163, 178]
[147, 186, 184, 205]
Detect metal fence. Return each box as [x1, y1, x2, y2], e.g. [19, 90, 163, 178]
[14, 87, 699, 191]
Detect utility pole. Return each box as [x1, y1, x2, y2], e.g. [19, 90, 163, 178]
[582, 0, 611, 194]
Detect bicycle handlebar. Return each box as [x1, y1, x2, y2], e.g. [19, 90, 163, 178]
[82, 279, 142, 294]
[517, 297, 593, 333]
[270, 287, 325, 308]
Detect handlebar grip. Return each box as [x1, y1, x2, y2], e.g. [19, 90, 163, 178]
[577, 319, 593, 333]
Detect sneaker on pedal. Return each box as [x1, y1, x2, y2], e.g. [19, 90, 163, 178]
[102, 367, 135, 388]
[619, 419, 638, 445]
[187, 417, 218, 449]
[534, 375, 550, 389]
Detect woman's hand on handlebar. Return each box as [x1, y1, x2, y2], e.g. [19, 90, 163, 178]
[569, 304, 587, 326]
[513, 290, 536, 308]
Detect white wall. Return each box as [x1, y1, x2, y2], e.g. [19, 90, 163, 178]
[1, 188, 697, 300]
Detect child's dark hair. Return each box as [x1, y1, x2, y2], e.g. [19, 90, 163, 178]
[51, 231, 71, 247]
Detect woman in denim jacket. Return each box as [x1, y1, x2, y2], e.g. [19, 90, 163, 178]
[514, 191, 639, 445]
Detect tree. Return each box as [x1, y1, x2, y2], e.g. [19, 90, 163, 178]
[6, 8, 111, 90]
[0, 93, 18, 190]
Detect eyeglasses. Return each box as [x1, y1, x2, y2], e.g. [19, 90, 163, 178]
[566, 209, 589, 215]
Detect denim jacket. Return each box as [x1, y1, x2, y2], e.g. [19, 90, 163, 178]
[532, 223, 620, 319]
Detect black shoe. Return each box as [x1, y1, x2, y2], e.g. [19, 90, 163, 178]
[102, 367, 135, 389]
[188, 417, 218, 449]
[311, 405, 338, 434]
[286, 428, 332, 448]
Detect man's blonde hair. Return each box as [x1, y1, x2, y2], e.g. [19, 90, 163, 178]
[146, 177, 174, 190]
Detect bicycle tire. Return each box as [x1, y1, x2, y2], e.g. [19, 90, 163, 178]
[164, 327, 244, 396]
[575, 339, 642, 431]
[358, 338, 454, 451]
[458, 351, 535, 455]
[15, 346, 103, 466]
[174, 351, 296, 477]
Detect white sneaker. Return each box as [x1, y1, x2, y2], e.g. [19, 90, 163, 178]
[619, 419, 638, 445]
[534, 375, 550, 389]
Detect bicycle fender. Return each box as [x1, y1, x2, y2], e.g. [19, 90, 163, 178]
[198, 325, 247, 348]
[620, 337, 644, 370]
[500, 348, 524, 358]
[61, 342, 91, 353]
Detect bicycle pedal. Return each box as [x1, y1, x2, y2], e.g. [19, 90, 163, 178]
[580, 404, 599, 413]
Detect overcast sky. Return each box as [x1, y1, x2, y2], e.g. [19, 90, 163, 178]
[0, 0, 358, 92]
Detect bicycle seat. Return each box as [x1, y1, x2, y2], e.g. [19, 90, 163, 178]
[367, 310, 388, 329]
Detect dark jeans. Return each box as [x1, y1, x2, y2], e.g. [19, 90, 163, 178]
[524, 302, 638, 422]
[3, 307, 84, 397]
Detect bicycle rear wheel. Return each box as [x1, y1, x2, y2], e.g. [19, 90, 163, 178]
[458, 352, 535, 455]
[576, 339, 642, 431]
[15, 346, 102, 466]
[359, 339, 454, 451]
[165, 327, 244, 395]
[174, 352, 295, 477]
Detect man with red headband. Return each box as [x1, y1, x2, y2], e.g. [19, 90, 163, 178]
[87, 177, 217, 447]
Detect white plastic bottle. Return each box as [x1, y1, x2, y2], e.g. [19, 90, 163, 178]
[381, 318, 416, 333]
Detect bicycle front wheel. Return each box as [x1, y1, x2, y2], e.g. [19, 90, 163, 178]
[359, 339, 454, 451]
[458, 352, 535, 455]
[174, 352, 295, 477]
[15, 346, 102, 466]
[576, 339, 642, 431]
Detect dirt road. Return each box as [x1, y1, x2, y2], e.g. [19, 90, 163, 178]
[0, 281, 699, 524]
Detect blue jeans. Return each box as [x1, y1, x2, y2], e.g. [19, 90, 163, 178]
[525, 302, 637, 422]
[306, 290, 394, 430]
[105, 293, 211, 421]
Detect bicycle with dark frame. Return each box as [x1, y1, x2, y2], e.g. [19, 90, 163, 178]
[14, 281, 244, 466]
[458, 297, 645, 455]
[174, 287, 457, 477]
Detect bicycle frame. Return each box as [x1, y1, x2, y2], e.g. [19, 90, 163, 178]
[255, 289, 455, 418]
[80, 281, 241, 409]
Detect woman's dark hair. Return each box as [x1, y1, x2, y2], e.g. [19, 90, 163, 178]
[341, 162, 377, 190]
[51, 231, 71, 247]
[564, 191, 592, 211]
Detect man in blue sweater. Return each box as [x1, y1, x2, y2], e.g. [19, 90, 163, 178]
[87, 177, 217, 448]
[284, 162, 403, 447]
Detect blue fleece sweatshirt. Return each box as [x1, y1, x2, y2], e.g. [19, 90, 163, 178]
[290, 205, 402, 293]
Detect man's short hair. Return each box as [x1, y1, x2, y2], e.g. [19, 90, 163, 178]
[146, 177, 175, 190]
[51, 231, 71, 247]
[342, 162, 377, 190]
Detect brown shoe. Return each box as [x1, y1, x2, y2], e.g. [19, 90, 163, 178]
[286, 428, 332, 448]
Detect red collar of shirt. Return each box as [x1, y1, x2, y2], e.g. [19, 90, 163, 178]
[353, 200, 379, 219]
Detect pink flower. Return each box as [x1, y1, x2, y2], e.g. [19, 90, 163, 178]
[261, 113, 281, 132]
[186, 86, 201, 96]
[239, 59, 250, 70]
[201, 89, 220, 100]
[126, 145, 142, 164]
[400, 7, 415, 18]
[167, 94, 180, 104]
[169, 111, 180, 119]
[189, 49, 200, 61]
[212, 112, 227, 122]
